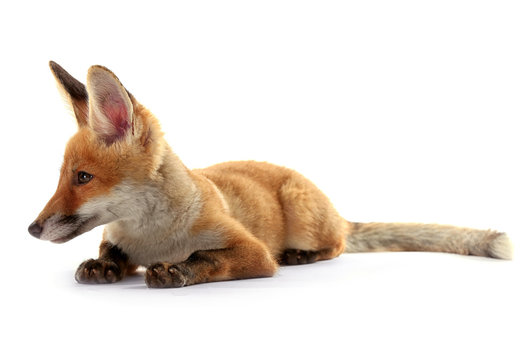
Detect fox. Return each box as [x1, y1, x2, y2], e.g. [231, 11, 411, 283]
[28, 61, 513, 288]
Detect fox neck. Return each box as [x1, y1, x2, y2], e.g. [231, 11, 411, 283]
[104, 144, 201, 246]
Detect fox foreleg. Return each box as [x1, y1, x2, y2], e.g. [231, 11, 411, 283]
[75, 241, 137, 284]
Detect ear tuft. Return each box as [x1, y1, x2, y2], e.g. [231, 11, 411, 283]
[49, 61, 88, 101]
[87, 66, 134, 145]
[49, 61, 89, 127]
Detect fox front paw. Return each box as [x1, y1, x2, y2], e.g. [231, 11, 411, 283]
[75, 259, 123, 284]
[145, 262, 191, 288]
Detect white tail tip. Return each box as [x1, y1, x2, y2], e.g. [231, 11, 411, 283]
[488, 233, 514, 260]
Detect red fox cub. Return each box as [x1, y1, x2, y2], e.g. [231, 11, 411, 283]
[28, 62, 513, 288]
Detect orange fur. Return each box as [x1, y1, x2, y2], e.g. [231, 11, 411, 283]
[29, 62, 513, 288]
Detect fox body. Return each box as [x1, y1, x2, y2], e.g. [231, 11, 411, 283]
[28, 62, 513, 288]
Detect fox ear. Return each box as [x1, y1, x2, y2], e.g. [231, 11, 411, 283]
[87, 65, 134, 145]
[49, 61, 89, 128]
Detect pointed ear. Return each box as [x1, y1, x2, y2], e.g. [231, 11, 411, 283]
[49, 61, 89, 128]
[87, 65, 134, 145]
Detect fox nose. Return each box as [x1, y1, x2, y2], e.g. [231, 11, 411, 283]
[28, 221, 43, 239]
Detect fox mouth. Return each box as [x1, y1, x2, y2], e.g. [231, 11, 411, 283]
[42, 215, 99, 244]
[51, 237, 75, 244]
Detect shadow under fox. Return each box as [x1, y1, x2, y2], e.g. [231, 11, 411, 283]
[28, 62, 513, 288]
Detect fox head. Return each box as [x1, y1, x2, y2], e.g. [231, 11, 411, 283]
[28, 62, 165, 243]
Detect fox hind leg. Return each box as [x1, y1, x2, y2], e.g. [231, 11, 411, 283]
[279, 246, 345, 265]
[280, 249, 319, 265]
[278, 175, 348, 266]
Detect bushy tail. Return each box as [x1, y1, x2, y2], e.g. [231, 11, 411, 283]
[344, 222, 513, 260]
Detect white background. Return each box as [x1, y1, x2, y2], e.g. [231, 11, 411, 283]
[1, 1, 531, 359]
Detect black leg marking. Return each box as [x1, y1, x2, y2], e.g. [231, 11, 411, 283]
[280, 249, 319, 265]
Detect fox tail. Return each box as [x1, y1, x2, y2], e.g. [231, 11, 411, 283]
[344, 222, 513, 260]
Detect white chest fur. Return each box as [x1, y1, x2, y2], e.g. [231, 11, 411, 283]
[94, 181, 223, 266]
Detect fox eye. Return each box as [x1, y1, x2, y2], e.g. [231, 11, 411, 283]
[77, 171, 93, 185]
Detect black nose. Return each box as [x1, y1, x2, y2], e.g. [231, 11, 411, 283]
[28, 221, 43, 239]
